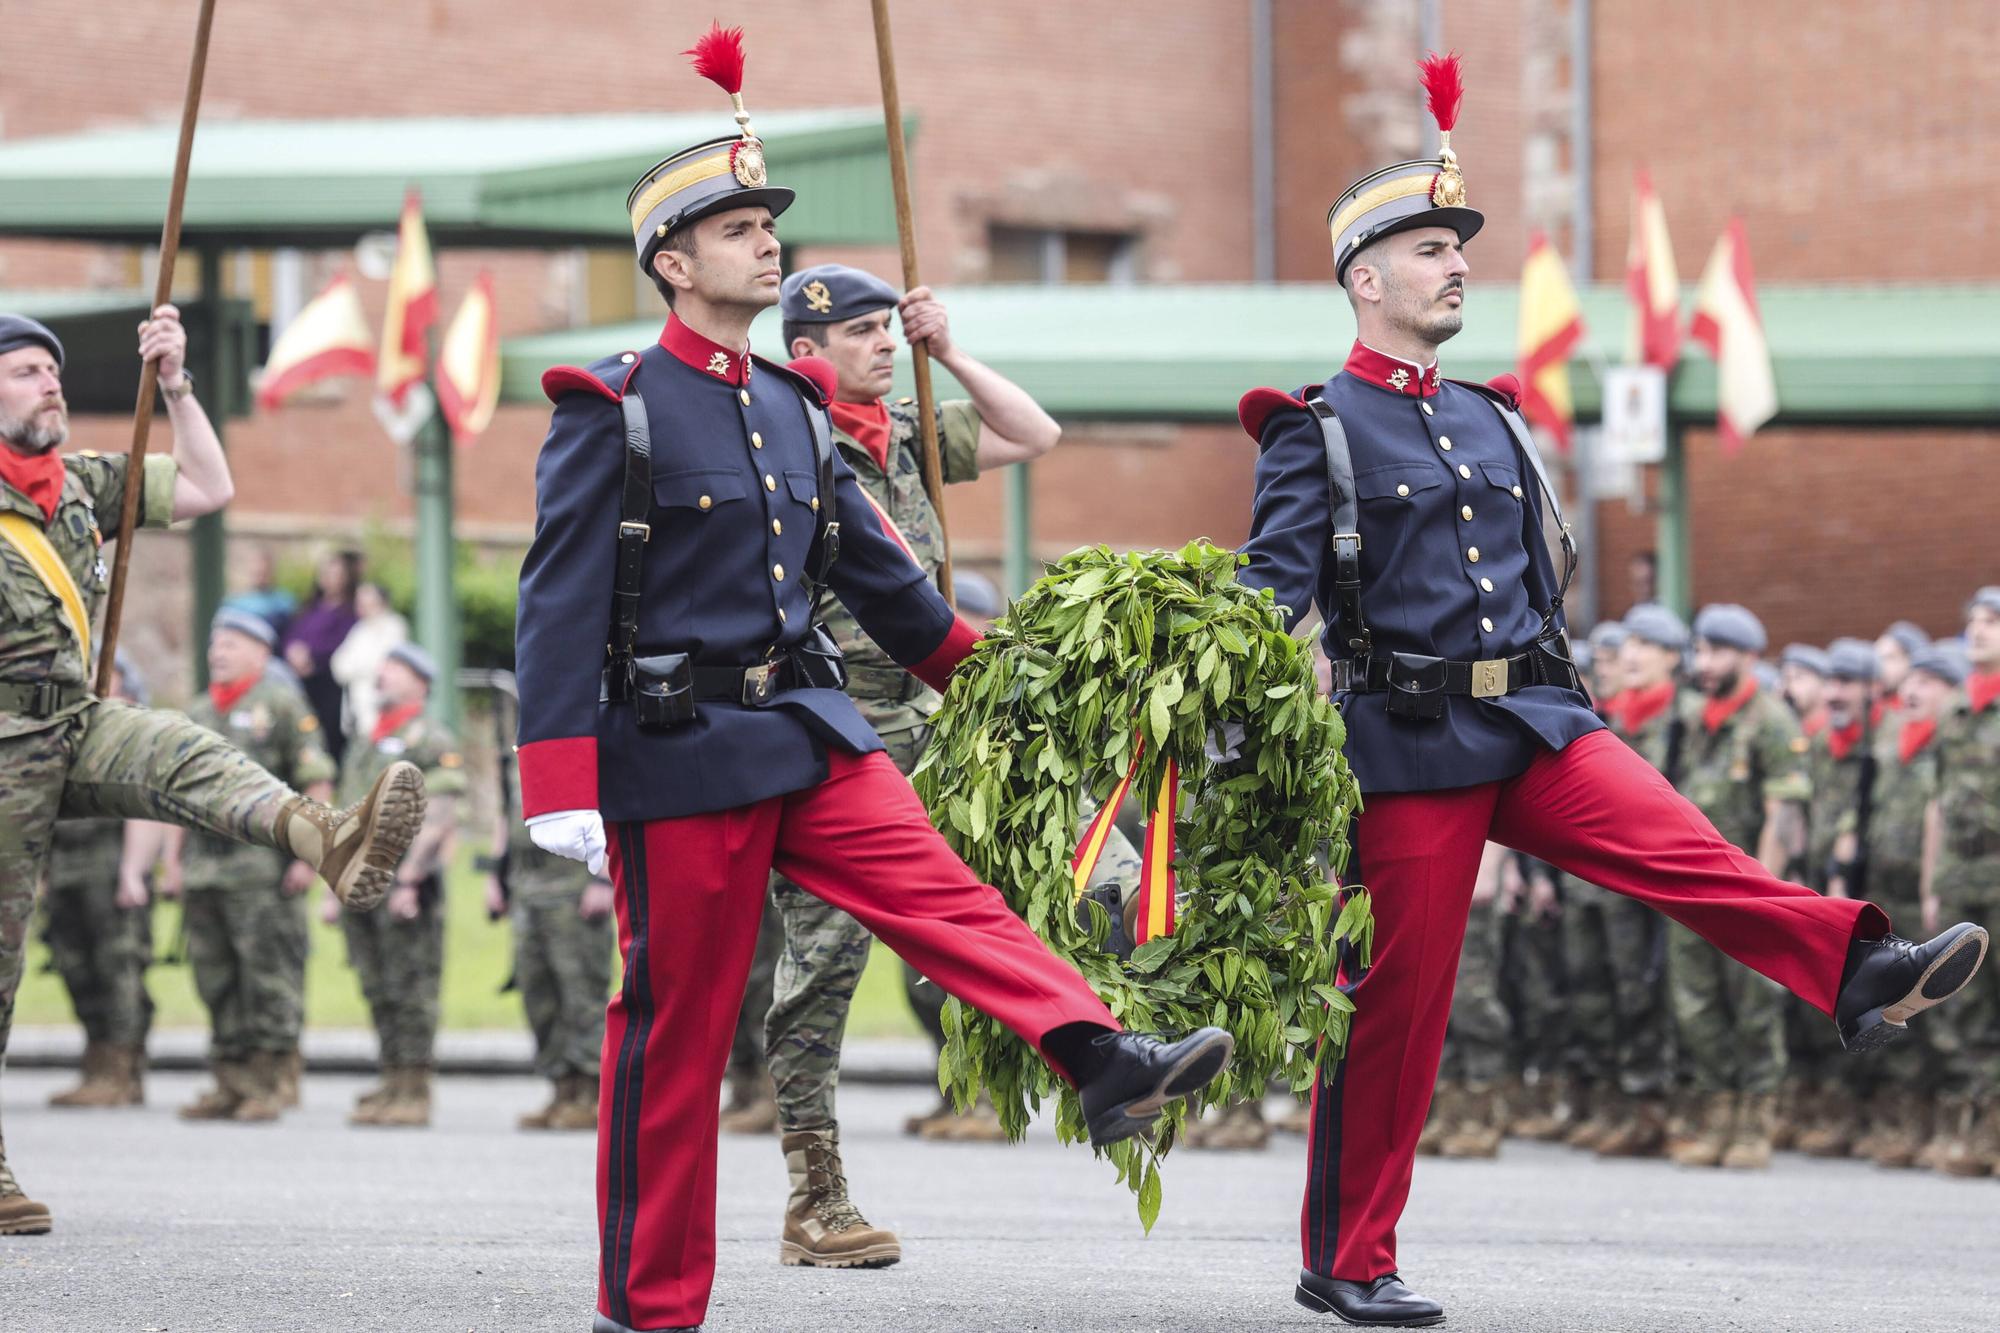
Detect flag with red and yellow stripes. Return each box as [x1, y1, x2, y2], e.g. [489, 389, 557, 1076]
[1516, 231, 1585, 453]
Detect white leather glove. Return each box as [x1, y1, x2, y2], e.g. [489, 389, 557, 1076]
[527, 810, 608, 876]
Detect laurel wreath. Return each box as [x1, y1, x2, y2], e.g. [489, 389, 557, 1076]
[912, 541, 1370, 1228]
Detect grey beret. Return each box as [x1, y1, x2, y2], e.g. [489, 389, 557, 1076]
[211, 606, 278, 650]
[0, 314, 63, 370]
[1909, 640, 1970, 686]
[1622, 602, 1689, 652]
[1965, 587, 2000, 619]
[781, 264, 901, 325]
[1824, 637, 1878, 682]
[387, 641, 438, 683]
[1882, 620, 1931, 657]
[1570, 640, 1595, 676]
[1587, 620, 1629, 653]
[1693, 603, 1767, 655]
[1780, 643, 1830, 677]
[951, 569, 1003, 620]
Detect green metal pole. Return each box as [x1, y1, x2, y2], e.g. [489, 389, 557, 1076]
[1655, 419, 1692, 618]
[1003, 461, 1033, 598]
[188, 248, 230, 689]
[413, 402, 462, 730]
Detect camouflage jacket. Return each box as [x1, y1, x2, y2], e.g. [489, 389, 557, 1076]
[339, 707, 467, 808]
[181, 672, 336, 890]
[1675, 686, 1811, 856]
[824, 397, 982, 735]
[1613, 688, 1686, 779]
[0, 452, 177, 738]
[1866, 724, 1937, 900]
[1805, 722, 1876, 891]
[1933, 688, 2000, 904]
[503, 763, 597, 903]
[45, 818, 126, 894]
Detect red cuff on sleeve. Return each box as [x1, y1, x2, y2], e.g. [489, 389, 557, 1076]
[909, 616, 982, 695]
[517, 737, 599, 818]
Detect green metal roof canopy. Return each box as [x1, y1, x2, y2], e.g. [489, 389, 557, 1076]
[0, 110, 904, 248]
[503, 282, 2000, 424]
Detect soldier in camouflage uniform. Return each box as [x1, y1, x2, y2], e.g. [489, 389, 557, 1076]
[1926, 589, 2000, 1176]
[1668, 605, 1811, 1170]
[331, 643, 464, 1129]
[157, 609, 335, 1123]
[1496, 852, 1567, 1140]
[0, 310, 426, 1237]
[39, 652, 154, 1108]
[718, 902, 783, 1135]
[762, 265, 1139, 1267]
[1423, 843, 1512, 1158]
[486, 743, 614, 1133]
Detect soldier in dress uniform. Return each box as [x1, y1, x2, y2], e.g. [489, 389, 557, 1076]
[0, 309, 426, 1238]
[514, 31, 1229, 1332]
[157, 608, 336, 1122]
[1230, 54, 1984, 1325]
[39, 651, 154, 1109]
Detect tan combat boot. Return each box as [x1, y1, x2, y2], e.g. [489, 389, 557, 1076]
[519, 1078, 564, 1131]
[1955, 1095, 2000, 1177]
[232, 1052, 285, 1123]
[1438, 1083, 1505, 1159]
[1183, 1099, 1271, 1151]
[548, 1074, 600, 1132]
[0, 1137, 52, 1236]
[276, 1050, 303, 1109]
[349, 1068, 396, 1124]
[1417, 1081, 1460, 1156]
[48, 1041, 110, 1108]
[1565, 1083, 1618, 1152]
[1869, 1090, 1933, 1170]
[778, 1130, 901, 1269]
[718, 1069, 779, 1135]
[1596, 1092, 1671, 1159]
[1926, 1094, 1980, 1175]
[370, 1066, 433, 1128]
[920, 1092, 1010, 1143]
[276, 761, 427, 912]
[1796, 1086, 1863, 1158]
[180, 1060, 248, 1121]
[1273, 1095, 1312, 1135]
[1722, 1091, 1778, 1170]
[1507, 1075, 1561, 1140]
[1670, 1090, 1737, 1168]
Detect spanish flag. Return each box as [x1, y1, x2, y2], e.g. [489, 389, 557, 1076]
[1516, 232, 1584, 453]
[1624, 169, 1681, 371]
[1690, 218, 1778, 453]
[437, 271, 500, 445]
[254, 273, 375, 410]
[376, 190, 438, 409]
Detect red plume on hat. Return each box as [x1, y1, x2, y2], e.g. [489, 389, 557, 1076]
[1418, 51, 1468, 207]
[683, 20, 767, 186]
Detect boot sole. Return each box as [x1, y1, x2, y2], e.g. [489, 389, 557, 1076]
[1841, 926, 1989, 1052]
[779, 1240, 902, 1269]
[334, 762, 428, 912]
[1293, 1283, 1445, 1326]
[1085, 1030, 1235, 1148]
[0, 1211, 53, 1236]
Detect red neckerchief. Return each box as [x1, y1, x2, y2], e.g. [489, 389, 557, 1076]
[658, 315, 750, 385]
[1702, 678, 1759, 734]
[1825, 719, 1864, 761]
[207, 670, 263, 716]
[830, 399, 892, 472]
[0, 445, 66, 523]
[1594, 688, 1623, 722]
[372, 701, 424, 745]
[1342, 340, 1441, 398]
[1801, 708, 1829, 739]
[1612, 680, 1676, 736]
[1970, 672, 2000, 715]
[1899, 717, 1939, 765]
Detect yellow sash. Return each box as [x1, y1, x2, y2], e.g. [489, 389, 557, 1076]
[0, 510, 92, 665]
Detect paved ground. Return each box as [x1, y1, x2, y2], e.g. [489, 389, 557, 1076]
[4, 1068, 1997, 1332]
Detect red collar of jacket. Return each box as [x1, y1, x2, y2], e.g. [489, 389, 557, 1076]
[659, 315, 751, 386]
[1343, 341, 1441, 398]
[0, 445, 65, 523]
[1702, 678, 1759, 734]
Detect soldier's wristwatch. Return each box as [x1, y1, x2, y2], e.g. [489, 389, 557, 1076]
[160, 369, 195, 401]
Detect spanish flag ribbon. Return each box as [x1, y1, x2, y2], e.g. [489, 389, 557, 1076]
[1072, 737, 1143, 902]
[1134, 759, 1180, 945]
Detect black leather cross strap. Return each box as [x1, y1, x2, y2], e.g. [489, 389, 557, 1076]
[604, 389, 654, 704]
[1304, 392, 1370, 658]
[798, 387, 840, 612]
[1333, 651, 1535, 698]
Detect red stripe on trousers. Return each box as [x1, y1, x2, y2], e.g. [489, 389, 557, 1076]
[1302, 728, 1888, 1282]
[595, 748, 1119, 1331]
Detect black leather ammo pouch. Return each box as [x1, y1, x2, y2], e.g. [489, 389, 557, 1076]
[629, 653, 695, 731]
[1384, 652, 1449, 721]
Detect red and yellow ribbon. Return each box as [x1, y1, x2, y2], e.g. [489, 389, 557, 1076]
[1071, 733, 1180, 945]
[1073, 738, 1143, 901]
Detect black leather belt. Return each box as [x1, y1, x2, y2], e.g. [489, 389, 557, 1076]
[1334, 651, 1535, 700]
[691, 659, 798, 706]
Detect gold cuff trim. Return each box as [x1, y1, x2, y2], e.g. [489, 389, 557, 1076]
[628, 154, 733, 233]
[1328, 174, 1437, 251]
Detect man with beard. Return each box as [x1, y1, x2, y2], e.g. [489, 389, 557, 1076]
[0, 309, 426, 1236]
[1231, 53, 1985, 1325]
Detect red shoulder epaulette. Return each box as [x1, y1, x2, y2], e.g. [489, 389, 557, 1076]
[1444, 374, 1524, 414]
[1237, 387, 1310, 441]
[1484, 372, 1523, 411]
[754, 353, 834, 407]
[542, 351, 642, 405]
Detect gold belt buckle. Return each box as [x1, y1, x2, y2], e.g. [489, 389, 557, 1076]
[1471, 658, 1509, 699]
[743, 661, 779, 704]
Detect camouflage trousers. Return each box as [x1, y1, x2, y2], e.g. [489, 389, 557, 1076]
[1501, 906, 1567, 1081]
[186, 886, 309, 1061]
[40, 883, 154, 1047]
[340, 893, 445, 1068]
[1561, 885, 1674, 1094]
[1438, 893, 1510, 1086]
[1933, 897, 2000, 1098]
[764, 725, 1141, 1132]
[513, 891, 613, 1080]
[1667, 923, 1787, 1093]
[727, 896, 783, 1083]
[1, 701, 295, 1066]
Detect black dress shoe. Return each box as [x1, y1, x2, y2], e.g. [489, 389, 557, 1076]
[1077, 1028, 1233, 1147]
[1296, 1269, 1444, 1326]
[1836, 922, 1988, 1052]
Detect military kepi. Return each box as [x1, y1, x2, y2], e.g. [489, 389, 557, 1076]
[626, 23, 794, 276]
[1327, 52, 1485, 281]
[780, 264, 901, 325]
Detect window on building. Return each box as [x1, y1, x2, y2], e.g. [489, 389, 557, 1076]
[987, 225, 1138, 285]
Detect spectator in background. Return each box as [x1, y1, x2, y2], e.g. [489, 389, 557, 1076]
[220, 543, 298, 643]
[331, 581, 410, 742]
[280, 549, 362, 766]
[1627, 550, 1658, 613]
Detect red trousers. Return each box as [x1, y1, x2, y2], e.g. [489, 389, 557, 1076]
[1302, 729, 1888, 1281]
[594, 749, 1117, 1333]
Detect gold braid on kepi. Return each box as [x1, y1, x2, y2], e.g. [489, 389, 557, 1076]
[624, 22, 795, 272]
[1325, 50, 1484, 283]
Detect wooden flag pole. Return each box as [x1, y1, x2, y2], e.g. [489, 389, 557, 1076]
[868, 0, 953, 604]
[95, 0, 219, 696]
